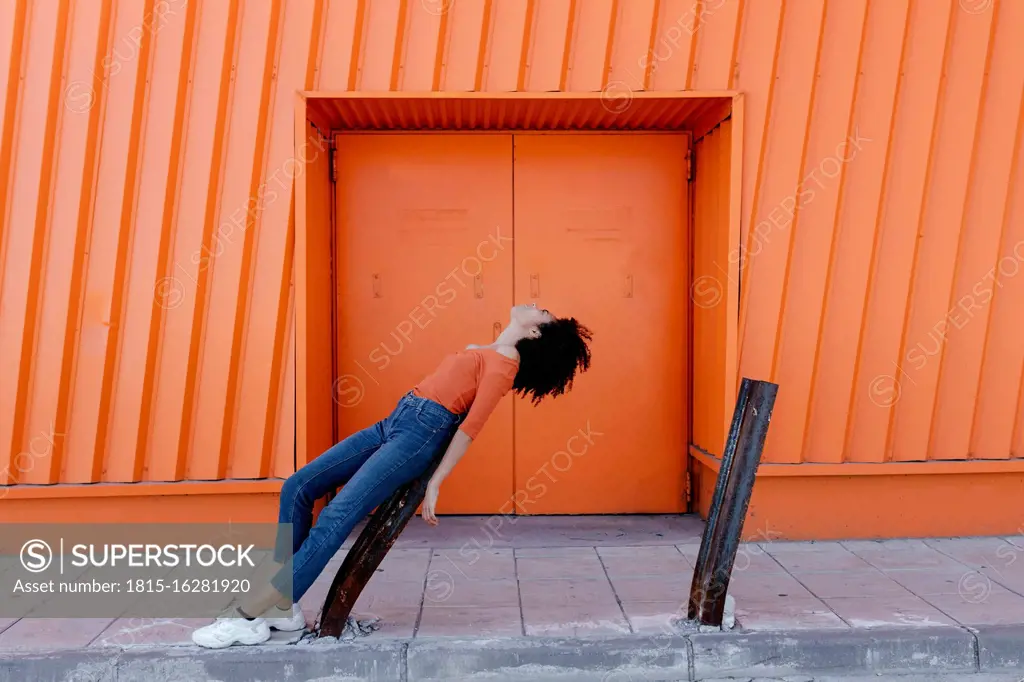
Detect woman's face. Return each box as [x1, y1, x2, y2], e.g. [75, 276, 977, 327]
[511, 303, 554, 333]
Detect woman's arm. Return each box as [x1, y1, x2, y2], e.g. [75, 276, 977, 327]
[430, 429, 472, 488]
[421, 358, 516, 526]
[422, 430, 472, 526]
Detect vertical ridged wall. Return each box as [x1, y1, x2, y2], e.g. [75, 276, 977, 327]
[691, 117, 733, 459]
[1, 0, 1022, 489]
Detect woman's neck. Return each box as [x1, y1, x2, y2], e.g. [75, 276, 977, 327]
[493, 322, 529, 347]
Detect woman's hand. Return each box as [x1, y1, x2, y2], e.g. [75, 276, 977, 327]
[422, 481, 440, 526]
[422, 432, 471, 527]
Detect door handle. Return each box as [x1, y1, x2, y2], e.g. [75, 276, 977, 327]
[624, 274, 633, 298]
[530, 273, 540, 298]
[372, 273, 382, 298]
[493, 322, 502, 341]
[474, 274, 483, 298]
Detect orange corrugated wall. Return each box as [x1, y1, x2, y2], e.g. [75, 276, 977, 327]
[692, 118, 732, 459]
[1, 0, 1022, 491]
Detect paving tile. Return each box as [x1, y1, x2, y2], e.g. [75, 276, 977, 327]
[984, 566, 1024, 595]
[92, 618, 213, 647]
[596, 545, 686, 560]
[378, 515, 699, 550]
[601, 556, 692, 578]
[762, 541, 847, 553]
[519, 578, 619, 608]
[823, 594, 959, 629]
[765, 545, 876, 573]
[926, 587, 1024, 626]
[841, 539, 933, 552]
[355, 606, 418, 638]
[924, 537, 1021, 570]
[522, 602, 631, 637]
[791, 569, 912, 599]
[0, 618, 115, 650]
[678, 542, 787, 570]
[355, 579, 424, 610]
[734, 597, 847, 631]
[675, 544, 701, 565]
[925, 537, 1013, 550]
[514, 547, 599, 559]
[1003, 534, 1024, 549]
[516, 554, 607, 581]
[673, 534, 705, 546]
[727, 571, 816, 600]
[422, 567, 458, 605]
[423, 560, 525, 602]
[597, 545, 691, 576]
[620, 601, 690, 635]
[730, 546, 788, 573]
[374, 549, 431, 581]
[847, 546, 967, 571]
[982, 554, 1024, 576]
[418, 516, 701, 549]
[417, 606, 523, 637]
[887, 569, 979, 596]
[422, 577, 519, 608]
[979, 551, 1024, 578]
[429, 548, 516, 580]
[611, 575, 692, 603]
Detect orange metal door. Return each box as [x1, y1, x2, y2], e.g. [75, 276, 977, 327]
[334, 134, 514, 513]
[511, 133, 690, 514]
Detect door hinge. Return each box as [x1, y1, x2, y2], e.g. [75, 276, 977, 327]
[686, 148, 695, 182]
[329, 143, 338, 183]
[684, 468, 693, 507]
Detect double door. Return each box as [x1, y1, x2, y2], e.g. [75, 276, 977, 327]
[334, 132, 688, 514]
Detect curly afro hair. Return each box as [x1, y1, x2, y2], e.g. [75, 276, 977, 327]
[512, 317, 593, 404]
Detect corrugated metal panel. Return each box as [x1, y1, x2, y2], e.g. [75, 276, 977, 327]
[738, 0, 1024, 465]
[0, 0, 322, 485]
[691, 118, 732, 459]
[1, 0, 1022, 492]
[305, 93, 730, 130]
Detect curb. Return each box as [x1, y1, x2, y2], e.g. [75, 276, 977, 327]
[690, 627, 976, 679]
[408, 635, 691, 681]
[975, 624, 1024, 672]
[0, 626, 1018, 681]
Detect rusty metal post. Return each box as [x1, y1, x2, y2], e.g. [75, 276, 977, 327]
[688, 377, 779, 626]
[316, 431, 454, 638]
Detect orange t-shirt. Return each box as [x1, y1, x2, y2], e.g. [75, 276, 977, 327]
[413, 348, 519, 440]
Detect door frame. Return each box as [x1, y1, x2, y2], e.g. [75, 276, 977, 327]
[294, 91, 744, 514]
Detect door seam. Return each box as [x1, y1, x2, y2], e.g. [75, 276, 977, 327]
[511, 133, 518, 515]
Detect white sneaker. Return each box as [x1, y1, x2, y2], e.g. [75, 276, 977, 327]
[265, 604, 306, 632]
[191, 617, 271, 649]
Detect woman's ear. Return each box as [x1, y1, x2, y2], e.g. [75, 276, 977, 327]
[529, 326, 541, 339]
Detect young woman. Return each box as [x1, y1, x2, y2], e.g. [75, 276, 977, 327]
[192, 303, 592, 648]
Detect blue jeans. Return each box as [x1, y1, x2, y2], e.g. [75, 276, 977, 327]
[272, 391, 462, 601]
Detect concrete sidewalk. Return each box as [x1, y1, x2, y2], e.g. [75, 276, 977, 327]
[2, 516, 1024, 681]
